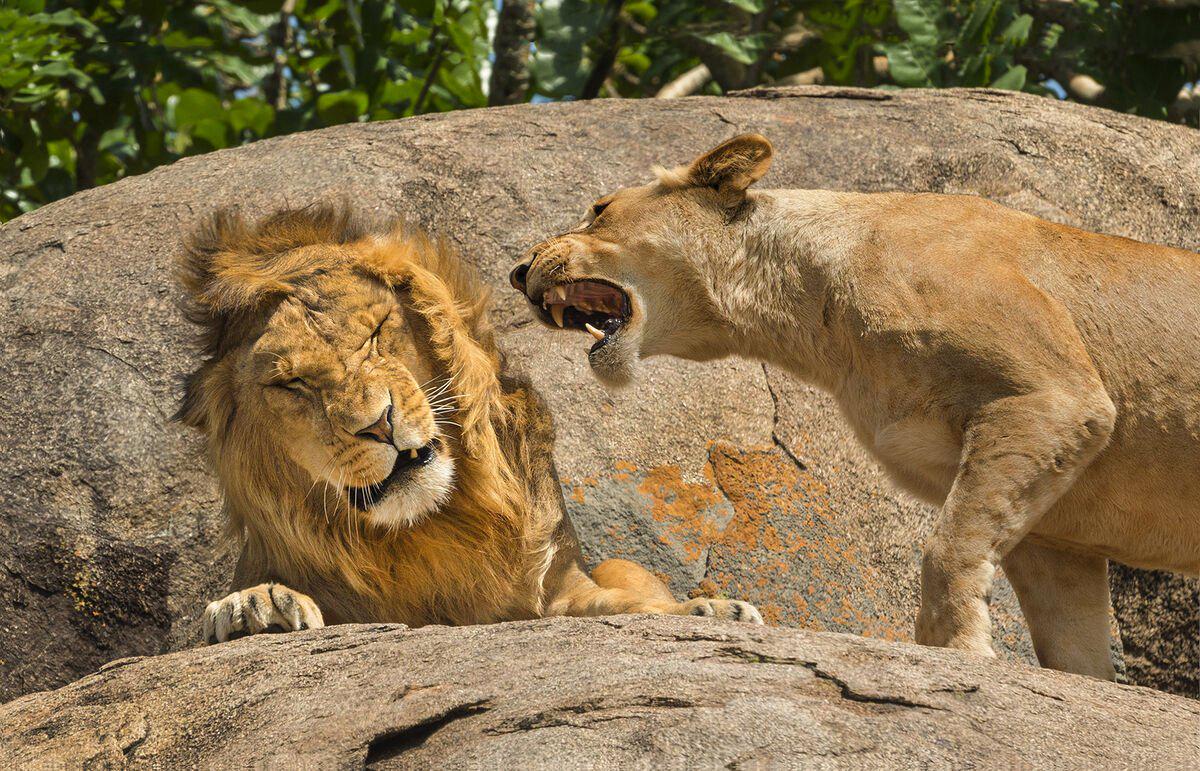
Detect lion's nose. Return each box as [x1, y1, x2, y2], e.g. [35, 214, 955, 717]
[355, 405, 393, 444]
[509, 260, 531, 293]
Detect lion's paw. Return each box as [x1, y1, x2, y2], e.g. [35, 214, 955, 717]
[678, 597, 764, 625]
[203, 582, 324, 644]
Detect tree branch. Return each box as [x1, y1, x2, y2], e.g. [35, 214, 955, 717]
[413, 32, 449, 115]
[263, 0, 297, 111]
[656, 64, 712, 98]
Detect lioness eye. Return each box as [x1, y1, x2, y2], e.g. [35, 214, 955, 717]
[278, 377, 307, 392]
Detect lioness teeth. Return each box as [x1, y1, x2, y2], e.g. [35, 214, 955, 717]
[552, 285, 567, 302]
[551, 305, 565, 328]
[585, 322, 605, 341]
[409, 448, 418, 459]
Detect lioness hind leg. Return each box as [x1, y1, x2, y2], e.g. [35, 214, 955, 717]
[203, 582, 324, 644]
[1002, 539, 1116, 680]
[916, 388, 1115, 656]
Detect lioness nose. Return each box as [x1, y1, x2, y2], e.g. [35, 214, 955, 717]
[355, 405, 393, 444]
[509, 260, 531, 292]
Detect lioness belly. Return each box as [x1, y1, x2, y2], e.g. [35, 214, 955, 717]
[1033, 426, 1200, 574]
[855, 398, 1199, 573]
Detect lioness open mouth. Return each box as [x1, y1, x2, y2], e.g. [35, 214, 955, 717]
[347, 439, 439, 510]
[540, 280, 631, 353]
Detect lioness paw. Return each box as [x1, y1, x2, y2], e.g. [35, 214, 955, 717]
[678, 598, 764, 625]
[202, 583, 324, 644]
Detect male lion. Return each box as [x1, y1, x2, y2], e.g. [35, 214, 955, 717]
[510, 134, 1200, 680]
[177, 203, 762, 642]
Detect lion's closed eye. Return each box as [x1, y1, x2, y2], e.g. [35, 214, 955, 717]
[272, 377, 309, 394]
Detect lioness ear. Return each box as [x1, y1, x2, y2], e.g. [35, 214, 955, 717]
[687, 134, 773, 195]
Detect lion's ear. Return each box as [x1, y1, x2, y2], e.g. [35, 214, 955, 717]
[686, 134, 773, 195]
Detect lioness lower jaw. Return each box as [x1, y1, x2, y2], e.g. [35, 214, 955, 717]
[586, 332, 639, 387]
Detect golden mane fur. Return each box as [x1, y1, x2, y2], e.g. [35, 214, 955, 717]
[178, 203, 553, 626]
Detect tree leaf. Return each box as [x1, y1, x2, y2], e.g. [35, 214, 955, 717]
[724, 0, 765, 12]
[881, 41, 937, 87]
[172, 88, 223, 129]
[189, 117, 231, 150]
[316, 89, 368, 125]
[892, 0, 941, 50]
[228, 97, 275, 136]
[957, 0, 1000, 48]
[990, 64, 1026, 91]
[999, 14, 1033, 47]
[694, 31, 762, 66]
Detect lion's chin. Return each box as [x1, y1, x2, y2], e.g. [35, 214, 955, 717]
[362, 456, 456, 530]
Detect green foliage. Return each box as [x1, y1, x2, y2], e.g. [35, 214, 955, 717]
[3, 0, 1199, 222]
[881, 0, 1032, 89]
[804, 0, 891, 85]
[531, 0, 609, 97]
[1, 0, 491, 221]
[1048, 2, 1200, 121]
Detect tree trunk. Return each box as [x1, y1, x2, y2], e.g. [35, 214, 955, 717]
[488, 0, 536, 106]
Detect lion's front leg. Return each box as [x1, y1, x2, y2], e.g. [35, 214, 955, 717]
[202, 582, 325, 644]
[914, 389, 1114, 658]
[546, 558, 764, 625]
[673, 596, 765, 624]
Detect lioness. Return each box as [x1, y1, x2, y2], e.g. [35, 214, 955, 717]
[510, 135, 1200, 680]
[177, 203, 762, 642]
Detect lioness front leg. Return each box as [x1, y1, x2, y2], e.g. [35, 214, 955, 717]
[203, 582, 325, 644]
[548, 558, 763, 624]
[916, 389, 1115, 655]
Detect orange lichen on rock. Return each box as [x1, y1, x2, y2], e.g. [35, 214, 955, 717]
[634, 463, 729, 564]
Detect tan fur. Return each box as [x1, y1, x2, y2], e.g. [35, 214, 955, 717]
[179, 202, 763, 641]
[512, 135, 1200, 680]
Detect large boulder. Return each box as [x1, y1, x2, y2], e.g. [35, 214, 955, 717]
[2, 616, 1196, 768]
[0, 86, 1195, 701]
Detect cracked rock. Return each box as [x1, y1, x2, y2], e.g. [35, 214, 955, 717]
[1, 617, 1196, 768]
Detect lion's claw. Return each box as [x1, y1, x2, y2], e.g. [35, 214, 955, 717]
[679, 597, 764, 625]
[202, 582, 324, 644]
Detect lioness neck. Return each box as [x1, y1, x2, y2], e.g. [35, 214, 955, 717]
[696, 189, 865, 391]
